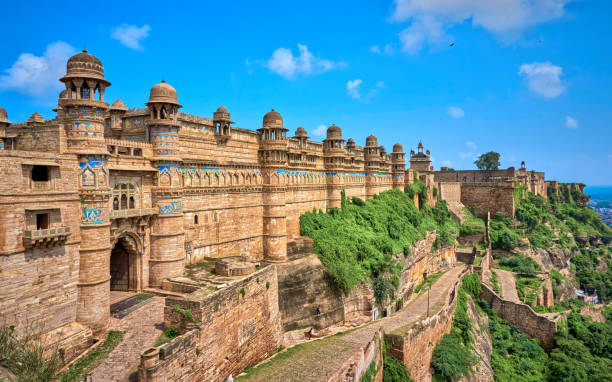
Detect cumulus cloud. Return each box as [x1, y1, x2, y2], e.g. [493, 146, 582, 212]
[519, 61, 565, 98]
[266, 44, 343, 79]
[465, 141, 477, 150]
[565, 116, 579, 129]
[111, 24, 151, 50]
[391, 0, 572, 53]
[311, 124, 327, 138]
[370, 44, 395, 55]
[447, 106, 465, 119]
[370, 45, 381, 54]
[0, 41, 76, 103]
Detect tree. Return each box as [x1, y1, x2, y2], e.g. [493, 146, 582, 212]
[474, 151, 501, 171]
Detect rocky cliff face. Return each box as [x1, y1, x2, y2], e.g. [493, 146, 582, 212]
[463, 296, 494, 382]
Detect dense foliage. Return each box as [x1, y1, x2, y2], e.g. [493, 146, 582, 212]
[383, 338, 414, 382]
[300, 189, 458, 296]
[572, 246, 612, 302]
[474, 151, 501, 171]
[431, 275, 480, 381]
[459, 208, 485, 236]
[497, 255, 541, 276]
[489, 214, 521, 250]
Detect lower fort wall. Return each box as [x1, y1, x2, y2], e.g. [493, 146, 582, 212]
[138, 265, 282, 382]
[386, 268, 468, 382]
[331, 328, 384, 382]
[479, 283, 562, 351]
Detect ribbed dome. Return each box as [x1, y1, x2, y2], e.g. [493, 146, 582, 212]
[110, 99, 128, 111]
[295, 126, 308, 137]
[213, 106, 230, 121]
[147, 80, 180, 105]
[263, 109, 283, 128]
[61, 50, 109, 85]
[366, 135, 378, 147]
[326, 124, 342, 139]
[0, 107, 8, 124]
[393, 143, 403, 153]
[27, 112, 44, 124]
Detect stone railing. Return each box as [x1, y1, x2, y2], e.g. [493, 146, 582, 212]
[23, 226, 71, 248]
[105, 138, 152, 149]
[110, 208, 156, 219]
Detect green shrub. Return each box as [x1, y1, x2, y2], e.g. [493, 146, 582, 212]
[383, 351, 414, 381]
[497, 255, 541, 276]
[431, 334, 475, 381]
[490, 219, 520, 250]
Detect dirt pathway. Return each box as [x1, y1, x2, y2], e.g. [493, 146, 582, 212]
[238, 266, 465, 382]
[495, 269, 520, 303]
[87, 297, 164, 381]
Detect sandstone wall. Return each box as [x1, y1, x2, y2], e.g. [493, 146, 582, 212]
[331, 328, 384, 382]
[138, 265, 282, 382]
[460, 183, 515, 218]
[479, 283, 562, 351]
[386, 268, 468, 381]
[438, 182, 461, 203]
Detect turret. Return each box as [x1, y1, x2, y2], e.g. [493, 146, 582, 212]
[108, 99, 127, 137]
[409, 141, 432, 172]
[392, 143, 405, 189]
[146, 80, 185, 286]
[0, 107, 10, 151]
[59, 50, 112, 333]
[294, 126, 308, 147]
[323, 124, 346, 208]
[365, 135, 381, 199]
[213, 106, 233, 143]
[259, 110, 288, 262]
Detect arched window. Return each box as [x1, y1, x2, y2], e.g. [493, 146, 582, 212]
[113, 197, 119, 210]
[160, 106, 166, 119]
[129, 196, 135, 209]
[121, 194, 127, 209]
[32, 165, 49, 182]
[81, 86, 90, 100]
[194, 215, 199, 225]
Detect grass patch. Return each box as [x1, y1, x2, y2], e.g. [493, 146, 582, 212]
[153, 326, 179, 347]
[473, 255, 482, 266]
[515, 275, 541, 307]
[490, 272, 502, 297]
[414, 271, 445, 294]
[137, 293, 154, 301]
[59, 330, 124, 382]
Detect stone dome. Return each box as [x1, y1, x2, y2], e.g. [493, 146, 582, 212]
[366, 135, 378, 147]
[263, 109, 283, 128]
[295, 126, 308, 137]
[27, 112, 44, 124]
[110, 99, 128, 111]
[61, 50, 110, 85]
[326, 124, 342, 139]
[147, 80, 180, 106]
[379, 145, 386, 154]
[213, 106, 230, 121]
[393, 143, 403, 153]
[0, 107, 8, 124]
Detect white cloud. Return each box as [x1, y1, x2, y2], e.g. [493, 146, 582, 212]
[391, 0, 572, 53]
[565, 116, 579, 129]
[519, 62, 565, 98]
[0, 41, 76, 103]
[440, 160, 452, 166]
[465, 141, 477, 150]
[266, 44, 343, 79]
[347, 79, 363, 99]
[111, 24, 151, 50]
[311, 124, 327, 138]
[447, 106, 465, 119]
[459, 151, 475, 159]
[370, 43, 395, 55]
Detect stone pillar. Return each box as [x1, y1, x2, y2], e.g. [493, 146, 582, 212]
[262, 177, 287, 262]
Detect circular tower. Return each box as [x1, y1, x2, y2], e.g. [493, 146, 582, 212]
[59, 50, 112, 333]
[392, 143, 405, 189]
[0, 107, 9, 151]
[146, 81, 185, 286]
[258, 110, 288, 262]
[323, 124, 346, 208]
[108, 99, 127, 138]
[213, 106, 233, 142]
[364, 135, 381, 199]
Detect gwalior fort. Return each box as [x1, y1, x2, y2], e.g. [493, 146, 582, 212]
[0, 49, 609, 382]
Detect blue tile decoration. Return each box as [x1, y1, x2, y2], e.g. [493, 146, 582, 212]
[159, 201, 182, 215]
[81, 202, 103, 225]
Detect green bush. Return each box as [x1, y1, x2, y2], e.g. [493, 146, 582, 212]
[497, 256, 541, 276]
[489, 219, 520, 250]
[431, 335, 475, 381]
[383, 349, 414, 381]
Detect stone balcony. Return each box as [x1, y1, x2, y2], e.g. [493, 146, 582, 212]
[110, 208, 157, 220]
[23, 226, 71, 248]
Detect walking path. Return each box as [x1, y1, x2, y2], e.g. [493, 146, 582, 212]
[238, 266, 465, 382]
[495, 269, 520, 303]
[88, 296, 165, 381]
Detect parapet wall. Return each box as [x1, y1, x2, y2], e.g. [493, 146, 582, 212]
[386, 268, 468, 381]
[330, 328, 384, 382]
[138, 265, 282, 382]
[479, 283, 561, 351]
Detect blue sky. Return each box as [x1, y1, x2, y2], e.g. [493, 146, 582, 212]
[0, 0, 610, 185]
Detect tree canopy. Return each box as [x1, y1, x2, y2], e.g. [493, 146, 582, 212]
[474, 151, 501, 171]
